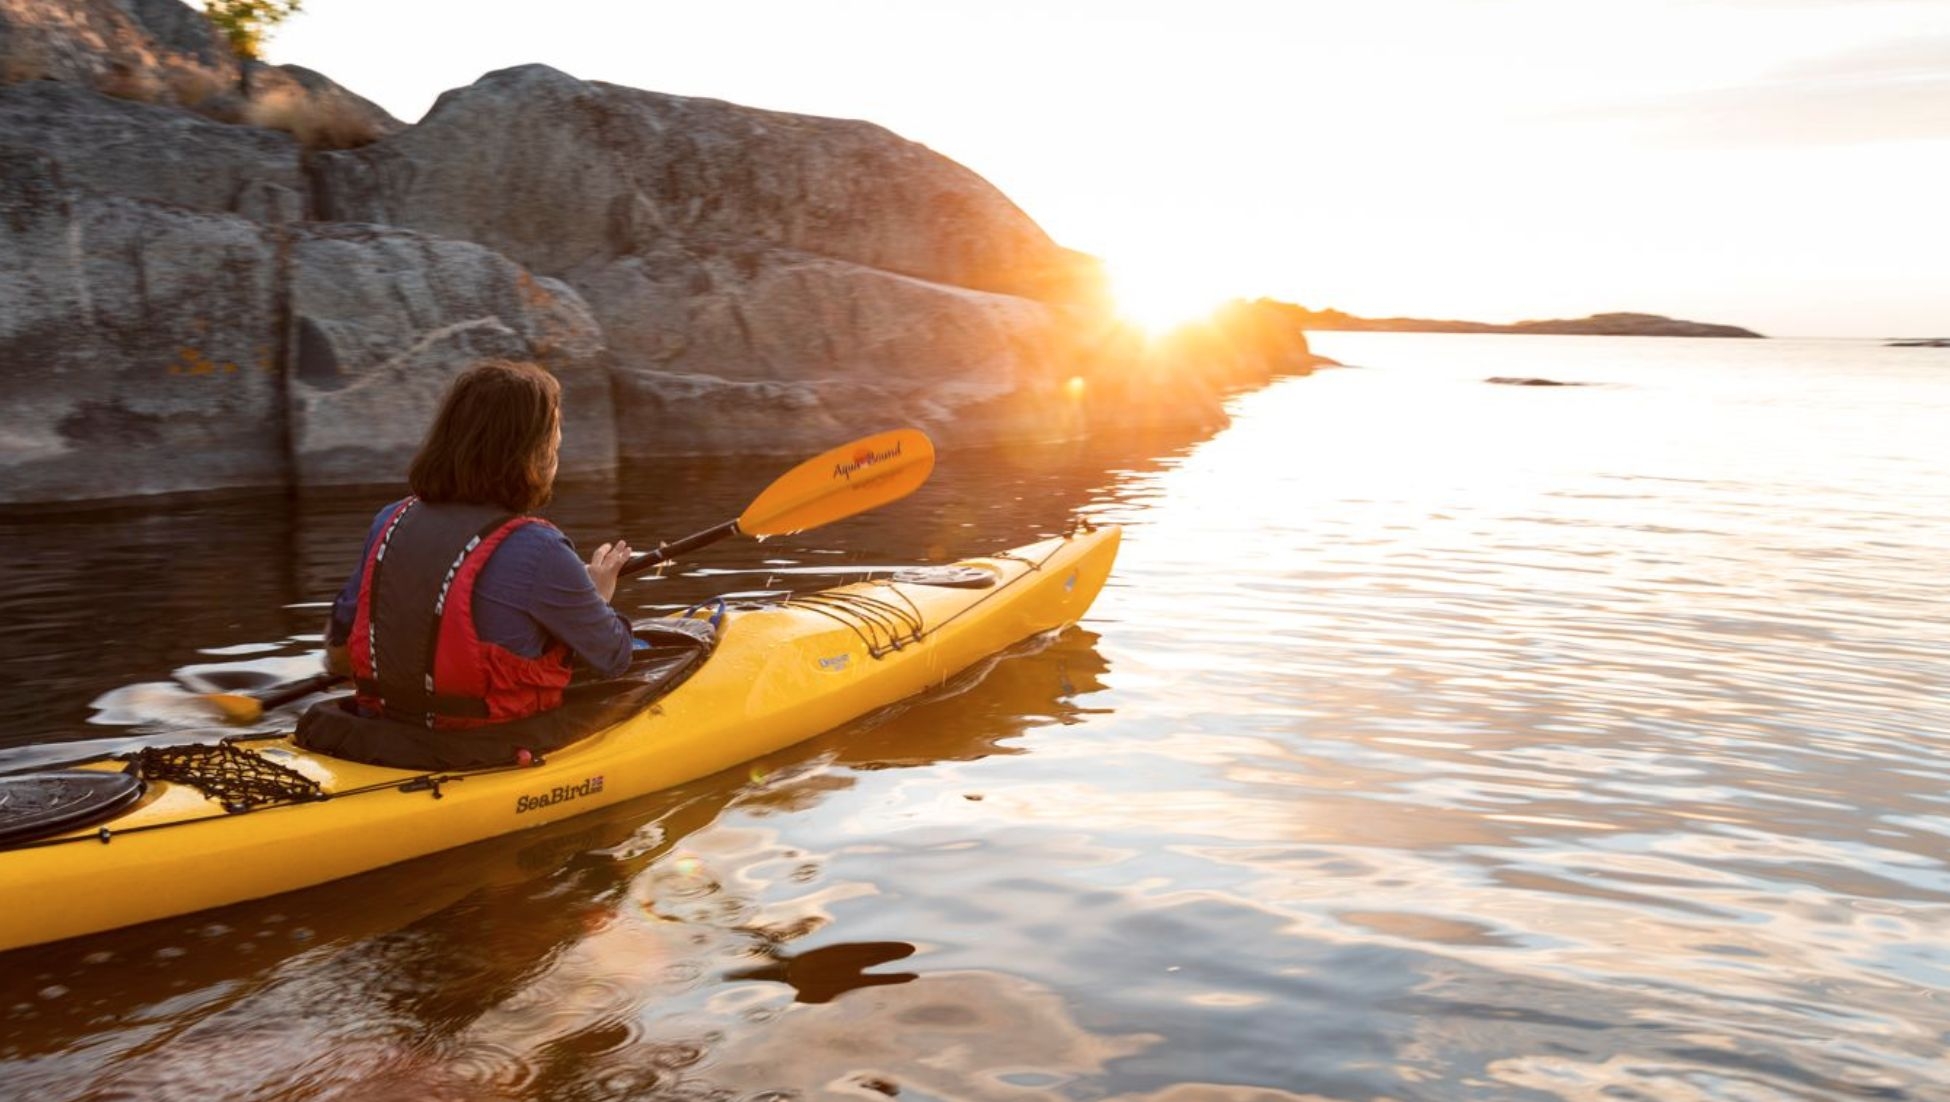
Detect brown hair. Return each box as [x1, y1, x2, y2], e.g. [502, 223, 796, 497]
[408, 361, 561, 513]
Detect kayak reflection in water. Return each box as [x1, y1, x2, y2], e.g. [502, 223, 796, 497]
[318, 360, 636, 733]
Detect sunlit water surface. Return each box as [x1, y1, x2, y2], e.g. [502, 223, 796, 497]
[3, 333, 1949, 1100]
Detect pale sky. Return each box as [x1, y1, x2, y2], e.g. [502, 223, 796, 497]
[270, 0, 1950, 338]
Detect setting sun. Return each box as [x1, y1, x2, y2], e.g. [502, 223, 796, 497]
[1107, 257, 1236, 336]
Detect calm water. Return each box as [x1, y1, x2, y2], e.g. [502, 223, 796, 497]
[4, 333, 1950, 1100]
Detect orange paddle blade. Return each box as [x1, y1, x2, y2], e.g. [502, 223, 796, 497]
[738, 428, 935, 537]
[204, 693, 266, 723]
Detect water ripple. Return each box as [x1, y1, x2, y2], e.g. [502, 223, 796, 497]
[6, 336, 1950, 1098]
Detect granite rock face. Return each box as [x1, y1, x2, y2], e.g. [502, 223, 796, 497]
[239, 61, 403, 150]
[0, 153, 622, 502]
[0, 0, 401, 150]
[0, 79, 304, 221]
[0, 148, 285, 504]
[0, 0, 240, 111]
[574, 243, 1071, 456]
[0, 6, 1319, 506]
[316, 64, 1103, 303]
[287, 223, 615, 486]
[311, 64, 1131, 454]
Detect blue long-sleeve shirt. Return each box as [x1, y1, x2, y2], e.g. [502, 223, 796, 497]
[327, 501, 635, 679]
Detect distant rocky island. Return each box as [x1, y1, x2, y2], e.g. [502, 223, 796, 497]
[1261, 305, 1764, 339]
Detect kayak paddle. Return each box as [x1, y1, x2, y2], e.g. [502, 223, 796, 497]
[205, 671, 346, 723]
[202, 428, 937, 723]
[621, 426, 935, 576]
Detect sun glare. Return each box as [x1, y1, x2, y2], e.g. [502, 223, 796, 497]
[1108, 259, 1235, 336]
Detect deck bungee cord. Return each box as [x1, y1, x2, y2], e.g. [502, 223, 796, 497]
[783, 531, 1079, 659]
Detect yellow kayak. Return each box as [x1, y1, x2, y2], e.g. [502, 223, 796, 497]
[0, 526, 1120, 952]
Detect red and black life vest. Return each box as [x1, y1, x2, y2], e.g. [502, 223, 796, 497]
[347, 497, 573, 728]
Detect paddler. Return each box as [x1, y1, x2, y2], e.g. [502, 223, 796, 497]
[320, 360, 637, 728]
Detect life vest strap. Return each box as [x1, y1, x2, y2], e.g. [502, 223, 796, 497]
[351, 678, 493, 721]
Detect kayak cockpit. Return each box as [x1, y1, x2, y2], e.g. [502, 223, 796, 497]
[293, 616, 720, 772]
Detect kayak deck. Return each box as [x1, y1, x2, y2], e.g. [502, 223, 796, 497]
[0, 526, 1120, 952]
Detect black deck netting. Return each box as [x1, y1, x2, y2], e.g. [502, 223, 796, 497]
[128, 743, 323, 812]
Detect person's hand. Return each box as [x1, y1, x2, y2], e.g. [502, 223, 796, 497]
[586, 540, 632, 603]
[322, 616, 352, 676]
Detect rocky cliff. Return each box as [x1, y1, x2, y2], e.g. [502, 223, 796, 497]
[0, 0, 1319, 507]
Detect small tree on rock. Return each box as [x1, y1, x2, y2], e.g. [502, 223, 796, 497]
[204, 0, 304, 61]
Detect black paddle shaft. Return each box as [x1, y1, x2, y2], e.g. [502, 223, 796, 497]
[258, 671, 346, 709]
[620, 520, 741, 578]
